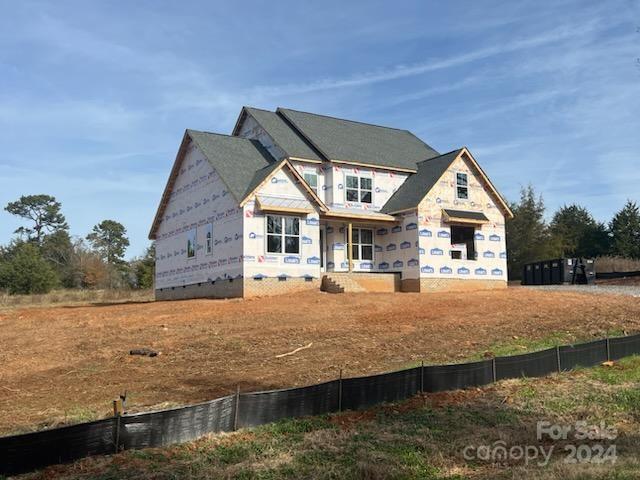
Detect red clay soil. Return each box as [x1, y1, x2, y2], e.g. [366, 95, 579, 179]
[0, 288, 639, 435]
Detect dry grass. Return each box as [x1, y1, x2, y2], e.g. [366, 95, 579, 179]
[0, 288, 153, 309]
[1, 288, 640, 437]
[595, 256, 640, 273]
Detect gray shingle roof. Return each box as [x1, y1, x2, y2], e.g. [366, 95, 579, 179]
[244, 107, 323, 161]
[187, 129, 277, 202]
[277, 108, 440, 170]
[381, 149, 463, 214]
[442, 209, 489, 222]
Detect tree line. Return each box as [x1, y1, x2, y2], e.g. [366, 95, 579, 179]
[0, 194, 154, 295]
[506, 186, 640, 279]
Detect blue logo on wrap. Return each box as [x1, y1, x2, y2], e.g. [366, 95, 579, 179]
[475, 267, 487, 275]
[326, 226, 334, 233]
[457, 267, 470, 275]
[421, 265, 434, 274]
[408, 258, 419, 267]
[430, 248, 444, 256]
[386, 243, 396, 251]
[492, 268, 503, 276]
[327, 261, 335, 268]
[418, 247, 425, 255]
[440, 266, 453, 274]
[253, 274, 267, 279]
[376, 228, 388, 235]
[374, 244, 383, 252]
[284, 256, 300, 264]
[392, 225, 402, 233]
[474, 233, 485, 241]
[306, 217, 319, 226]
[393, 260, 403, 268]
[419, 229, 432, 237]
[307, 256, 320, 265]
[360, 262, 373, 269]
[400, 241, 411, 249]
[406, 223, 417, 230]
[302, 236, 312, 244]
[483, 251, 495, 258]
[437, 230, 451, 238]
[333, 243, 345, 251]
[489, 234, 501, 242]
[499, 252, 507, 259]
[378, 262, 389, 270]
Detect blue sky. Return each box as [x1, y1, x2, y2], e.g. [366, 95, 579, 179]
[1, 0, 639, 258]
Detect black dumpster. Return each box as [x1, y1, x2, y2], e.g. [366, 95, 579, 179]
[542, 261, 552, 285]
[550, 259, 562, 284]
[533, 263, 542, 285]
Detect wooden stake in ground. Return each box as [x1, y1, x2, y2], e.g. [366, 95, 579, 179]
[275, 343, 312, 358]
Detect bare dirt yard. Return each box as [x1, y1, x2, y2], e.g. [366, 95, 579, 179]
[1, 288, 639, 435]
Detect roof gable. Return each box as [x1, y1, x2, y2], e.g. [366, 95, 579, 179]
[234, 107, 323, 161]
[277, 108, 440, 171]
[381, 148, 513, 218]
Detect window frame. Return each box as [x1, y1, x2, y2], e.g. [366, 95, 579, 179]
[186, 227, 197, 259]
[345, 174, 373, 205]
[265, 214, 301, 255]
[455, 171, 469, 200]
[205, 223, 213, 255]
[303, 172, 318, 196]
[351, 227, 374, 262]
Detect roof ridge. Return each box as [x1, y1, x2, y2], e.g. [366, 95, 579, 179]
[416, 148, 462, 165]
[187, 128, 251, 140]
[277, 107, 418, 134]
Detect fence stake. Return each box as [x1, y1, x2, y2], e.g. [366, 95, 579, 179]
[113, 399, 123, 453]
[420, 361, 424, 394]
[233, 385, 240, 431]
[606, 337, 611, 361]
[491, 357, 497, 383]
[556, 345, 562, 373]
[338, 369, 343, 413]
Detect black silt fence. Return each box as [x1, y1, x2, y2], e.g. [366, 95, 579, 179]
[559, 339, 608, 371]
[3, 334, 640, 476]
[422, 360, 494, 393]
[340, 367, 421, 411]
[122, 395, 235, 449]
[609, 333, 640, 361]
[0, 418, 116, 476]
[237, 380, 340, 428]
[495, 347, 559, 380]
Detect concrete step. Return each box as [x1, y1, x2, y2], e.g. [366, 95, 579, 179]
[321, 273, 398, 293]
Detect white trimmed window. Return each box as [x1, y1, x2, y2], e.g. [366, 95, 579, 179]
[345, 175, 372, 204]
[205, 223, 213, 254]
[303, 172, 318, 195]
[351, 228, 373, 261]
[266, 215, 300, 254]
[456, 172, 469, 200]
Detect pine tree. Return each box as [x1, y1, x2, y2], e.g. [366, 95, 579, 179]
[609, 201, 640, 259]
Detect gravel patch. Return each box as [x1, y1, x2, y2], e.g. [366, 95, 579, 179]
[523, 284, 640, 298]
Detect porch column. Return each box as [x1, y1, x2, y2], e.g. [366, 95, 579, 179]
[347, 222, 353, 272]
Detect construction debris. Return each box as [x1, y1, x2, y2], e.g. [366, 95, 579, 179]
[276, 343, 312, 358]
[130, 348, 158, 357]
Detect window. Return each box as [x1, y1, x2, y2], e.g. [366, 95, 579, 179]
[186, 228, 197, 258]
[450, 226, 476, 260]
[346, 175, 372, 204]
[351, 228, 373, 261]
[303, 172, 318, 195]
[267, 215, 300, 254]
[205, 223, 213, 254]
[456, 172, 469, 200]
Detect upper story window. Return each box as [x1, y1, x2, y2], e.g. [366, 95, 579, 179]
[346, 175, 372, 204]
[267, 215, 300, 254]
[303, 172, 318, 195]
[456, 172, 469, 200]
